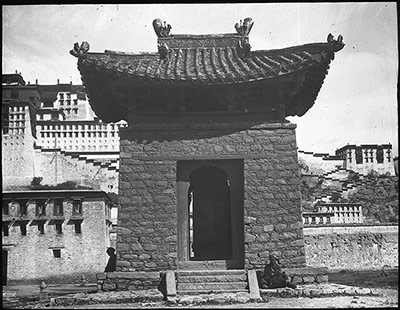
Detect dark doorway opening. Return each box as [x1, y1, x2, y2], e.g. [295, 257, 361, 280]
[188, 166, 232, 260]
[177, 159, 244, 269]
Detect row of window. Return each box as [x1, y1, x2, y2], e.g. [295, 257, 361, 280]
[3, 129, 25, 135]
[352, 148, 391, 164]
[39, 124, 124, 131]
[58, 93, 71, 99]
[7, 107, 25, 112]
[59, 99, 78, 106]
[7, 122, 25, 127]
[60, 108, 79, 115]
[38, 144, 116, 151]
[8, 114, 25, 120]
[40, 131, 118, 138]
[2, 200, 82, 217]
[2, 221, 82, 236]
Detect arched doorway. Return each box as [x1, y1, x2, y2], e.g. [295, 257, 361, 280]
[188, 166, 232, 260]
[177, 159, 244, 269]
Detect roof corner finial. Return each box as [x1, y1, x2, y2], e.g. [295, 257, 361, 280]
[153, 18, 172, 38]
[70, 41, 90, 58]
[327, 33, 345, 52]
[235, 17, 254, 36]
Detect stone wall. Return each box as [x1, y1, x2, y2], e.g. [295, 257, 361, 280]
[304, 225, 398, 270]
[2, 134, 36, 188]
[35, 148, 118, 193]
[117, 120, 305, 278]
[3, 195, 111, 285]
[97, 271, 161, 291]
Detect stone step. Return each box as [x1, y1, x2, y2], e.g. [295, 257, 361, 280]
[178, 274, 247, 283]
[177, 281, 248, 291]
[177, 260, 238, 270]
[178, 288, 247, 295]
[176, 269, 246, 277]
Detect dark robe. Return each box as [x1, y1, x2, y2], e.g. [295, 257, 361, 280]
[104, 252, 116, 272]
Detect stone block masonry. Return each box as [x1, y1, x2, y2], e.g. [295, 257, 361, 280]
[116, 120, 305, 286]
[304, 225, 398, 269]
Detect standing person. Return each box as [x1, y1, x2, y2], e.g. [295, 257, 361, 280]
[104, 247, 116, 272]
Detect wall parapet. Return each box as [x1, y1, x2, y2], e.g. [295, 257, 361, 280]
[304, 224, 398, 235]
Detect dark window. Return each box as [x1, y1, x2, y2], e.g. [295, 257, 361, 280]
[376, 148, 384, 163]
[20, 223, 27, 235]
[387, 150, 391, 162]
[2, 223, 9, 236]
[20, 203, 28, 217]
[55, 223, 62, 234]
[53, 249, 61, 258]
[38, 223, 45, 234]
[355, 148, 363, 164]
[54, 201, 63, 216]
[2, 201, 9, 215]
[72, 200, 82, 215]
[364, 150, 369, 163]
[347, 150, 352, 163]
[36, 203, 46, 216]
[74, 222, 82, 234]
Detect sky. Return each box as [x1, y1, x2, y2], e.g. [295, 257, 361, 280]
[2, 3, 398, 156]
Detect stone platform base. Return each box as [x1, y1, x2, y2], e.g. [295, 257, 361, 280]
[255, 267, 329, 288]
[96, 272, 161, 291]
[282, 267, 329, 285]
[260, 283, 375, 298]
[46, 283, 377, 307]
[97, 268, 329, 293]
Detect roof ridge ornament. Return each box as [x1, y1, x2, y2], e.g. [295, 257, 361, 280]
[158, 42, 169, 60]
[237, 37, 252, 59]
[235, 17, 254, 36]
[70, 42, 90, 58]
[153, 18, 172, 37]
[327, 33, 345, 52]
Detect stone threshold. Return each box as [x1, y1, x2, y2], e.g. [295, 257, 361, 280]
[45, 282, 380, 307]
[260, 283, 377, 298]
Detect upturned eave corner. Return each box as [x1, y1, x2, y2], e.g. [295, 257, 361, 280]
[70, 41, 90, 58]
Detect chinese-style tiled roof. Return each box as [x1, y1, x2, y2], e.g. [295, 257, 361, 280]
[71, 18, 344, 122]
[79, 41, 338, 85]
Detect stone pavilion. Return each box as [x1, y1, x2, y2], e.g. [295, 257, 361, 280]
[71, 17, 344, 291]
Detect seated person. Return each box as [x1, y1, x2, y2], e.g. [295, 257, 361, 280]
[258, 254, 296, 289]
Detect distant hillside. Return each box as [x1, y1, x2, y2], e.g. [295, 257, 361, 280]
[346, 173, 398, 223]
[300, 169, 399, 224]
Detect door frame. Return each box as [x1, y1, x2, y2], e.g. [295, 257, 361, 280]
[176, 159, 244, 269]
